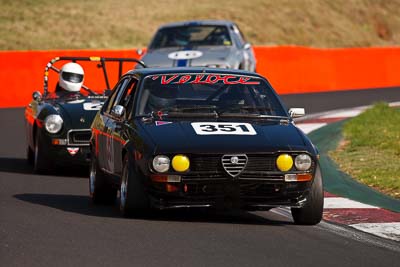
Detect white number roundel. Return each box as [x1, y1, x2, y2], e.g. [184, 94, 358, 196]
[191, 122, 257, 135]
[168, 50, 203, 60]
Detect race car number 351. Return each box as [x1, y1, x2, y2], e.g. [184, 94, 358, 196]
[191, 122, 257, 135]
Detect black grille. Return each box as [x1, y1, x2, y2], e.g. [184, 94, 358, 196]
[246, 156, 277, 172]
[189, 154, 278, 173]
[190, 156, 221, 172]
[68, 130, 91, 145]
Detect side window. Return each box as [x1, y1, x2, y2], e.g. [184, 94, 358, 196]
[231, 24, 246, 48]
[104, 78, 130, 114]
[121, 79, 139, 119]
[116, 78, 137, 108]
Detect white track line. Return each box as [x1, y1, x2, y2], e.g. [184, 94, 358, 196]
[296, 123, 327, 134]
[320, 109, 363, 119]
[349, 223, 400, 242]
[324, 197, 379, 209]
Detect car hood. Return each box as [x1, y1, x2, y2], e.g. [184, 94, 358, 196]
[139, 119, 309, 154]
[55, 98, 105, 129]
[141, 46, 234, 68]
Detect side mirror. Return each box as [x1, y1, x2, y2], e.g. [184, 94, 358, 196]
[243, 43, 251, 50]
[288, 108, 305, 118]
[32, 91, 42, 102]
[111, 105, 125, 119]
[136, 48, 143, 56]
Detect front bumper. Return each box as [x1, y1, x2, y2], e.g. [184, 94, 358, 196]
[147, 178, 311, 211]
[48, 145, 91, 166]
[38, 133, 91, 166]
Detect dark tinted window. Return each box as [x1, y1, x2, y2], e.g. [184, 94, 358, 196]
[150, 25, 232, 49]
[137, 73, 287, 117]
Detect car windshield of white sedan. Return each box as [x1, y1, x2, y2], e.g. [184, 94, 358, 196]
[137, 74, 287, 118]
[150, 26, 232, 49]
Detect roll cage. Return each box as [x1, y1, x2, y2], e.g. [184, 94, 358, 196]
[43, 56, 146, 97]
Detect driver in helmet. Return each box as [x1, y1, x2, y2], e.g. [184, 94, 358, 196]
[55, 62, 84, 96]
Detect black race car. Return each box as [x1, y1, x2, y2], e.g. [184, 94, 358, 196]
[25, 56, 145, 172]
[90, 68, 324, 225]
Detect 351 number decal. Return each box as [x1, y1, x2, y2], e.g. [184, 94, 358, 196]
[191, 122, 257, 135]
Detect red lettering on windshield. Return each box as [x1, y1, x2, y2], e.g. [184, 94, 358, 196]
[161, 74, 179, 84]
[156, 74, 260, 85]
[176, 75, 192, 84]
[190, 74, 205, 84]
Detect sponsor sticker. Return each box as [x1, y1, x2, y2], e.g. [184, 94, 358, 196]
[83, 102, 103, 111]
[67, 147, 79, 156]
[191, 122, 257, 135]
[155, 121, 172, 126]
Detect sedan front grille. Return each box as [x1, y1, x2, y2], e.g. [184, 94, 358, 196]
[181, 154, 311, 181]
[189, 154, 278, 174]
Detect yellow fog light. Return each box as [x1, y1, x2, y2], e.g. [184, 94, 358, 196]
[276, 154, 293, 171]
[172, 155, 190, 172]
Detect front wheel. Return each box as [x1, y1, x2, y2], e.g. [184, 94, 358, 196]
[33, 132, 50, 173]
[89, 153, 117, 204]
[291, 165, 324, 225]
[119, 155, 150, 217]
[27, 146, 34, 165]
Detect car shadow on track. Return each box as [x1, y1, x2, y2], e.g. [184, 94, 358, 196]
[0, 157, 88, 178]
[14, 193, 293, 226]
[0, 157, 33, 175]
[14, 194, 120, 218]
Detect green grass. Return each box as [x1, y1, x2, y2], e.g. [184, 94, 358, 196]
[329, 103, 400, 198]
[1, 0, 400, 50]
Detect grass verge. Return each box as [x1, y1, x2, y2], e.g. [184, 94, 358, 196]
[1, 0, 400, 50]
[329, 103, 400, 199]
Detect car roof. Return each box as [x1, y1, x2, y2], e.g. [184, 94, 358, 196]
[127, 67, 263, 78]
[157, 20, 235, 29]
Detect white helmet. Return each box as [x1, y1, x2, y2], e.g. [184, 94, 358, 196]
[59, 62, 84, 92]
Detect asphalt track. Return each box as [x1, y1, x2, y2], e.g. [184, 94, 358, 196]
[1, 87, 400, 267]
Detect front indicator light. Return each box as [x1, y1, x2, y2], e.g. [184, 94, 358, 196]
[285, 173, 312, 182]
[52, 138, 67, 145]
[276, 154, 293, 171]
[150, 174, 181, 183]
[172, 154, 190, 172]
[152, 155, 170, 173]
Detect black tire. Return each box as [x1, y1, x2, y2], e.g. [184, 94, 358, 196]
[119, 155, 150, 217]
[291, 165, 324, 225]
[89, 153, 117, 204]
[33, 132, 49, 173]
[27, 146, 34, 165]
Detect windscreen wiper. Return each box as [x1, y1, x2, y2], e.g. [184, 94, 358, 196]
[165, 105, 218, 112]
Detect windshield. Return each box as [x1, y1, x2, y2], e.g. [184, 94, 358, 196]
[150, 26, 232, 49]
[136, 74, 287, 118]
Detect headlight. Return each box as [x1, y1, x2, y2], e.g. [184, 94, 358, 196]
[276, 154, 293, 172]
[152, 155, 170, 173]
[172, 154, 190, 172]
[295, 154, 312, 171]
[44, 114, 63, 134]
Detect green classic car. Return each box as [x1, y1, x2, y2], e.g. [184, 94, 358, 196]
[24, 56, 145, 172]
